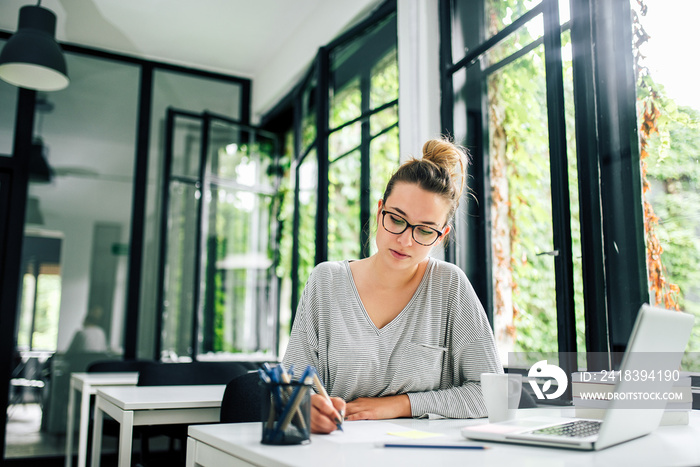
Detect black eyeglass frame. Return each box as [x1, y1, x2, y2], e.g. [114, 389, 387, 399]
[380, 210, 445, 246]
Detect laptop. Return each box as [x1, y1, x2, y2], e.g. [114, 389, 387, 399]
[461, 304, 694, 450]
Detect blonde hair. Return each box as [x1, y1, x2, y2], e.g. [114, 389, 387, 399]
[382, 137, 469, 223]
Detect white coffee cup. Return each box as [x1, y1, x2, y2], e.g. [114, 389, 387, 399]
[481, 373, 522, 423]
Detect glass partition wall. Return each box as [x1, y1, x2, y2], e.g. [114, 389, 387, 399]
[0, 42, 249, 460]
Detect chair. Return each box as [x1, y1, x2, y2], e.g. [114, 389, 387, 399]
[220, 372, 264, 423]
[136, 361, 262, 387]
[87, 358, 154, 374]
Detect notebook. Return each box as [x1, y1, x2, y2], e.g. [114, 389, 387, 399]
[461, 304, 694, 450]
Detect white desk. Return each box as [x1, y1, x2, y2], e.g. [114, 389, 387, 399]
[186, 408, 700, 467]
[91, 384, 225, 467]
[65, 372, 139, 467]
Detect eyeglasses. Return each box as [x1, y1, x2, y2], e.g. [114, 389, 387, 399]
[381, 210, 444, 246]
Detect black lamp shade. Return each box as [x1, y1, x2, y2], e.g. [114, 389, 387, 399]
[0, 5, 69, 91]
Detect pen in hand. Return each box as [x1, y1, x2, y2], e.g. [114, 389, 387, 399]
[312, 372, 344, 432]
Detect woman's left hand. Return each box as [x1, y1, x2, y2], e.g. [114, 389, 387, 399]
[344, 394, 411, 420]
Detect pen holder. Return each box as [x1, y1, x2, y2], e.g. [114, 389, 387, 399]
[261, 381, 311, 445]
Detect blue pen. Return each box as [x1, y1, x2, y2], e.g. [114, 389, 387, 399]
[383, 444, 488, 450]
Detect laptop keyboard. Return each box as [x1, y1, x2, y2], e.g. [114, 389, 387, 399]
[531, 420, 602, 438]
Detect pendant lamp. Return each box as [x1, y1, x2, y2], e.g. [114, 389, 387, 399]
[0, 2, 69, 91]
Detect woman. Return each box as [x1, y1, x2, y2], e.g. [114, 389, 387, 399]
[282, 138, 503, 434]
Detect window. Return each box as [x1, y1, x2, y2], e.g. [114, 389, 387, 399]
[444, 0, 652, 378]
[634, 0, 700, 369]
[446, 0, 582, 371]
[16, 236, 62, 351]
[328, 14, 399, 261]
[264, 3, 399, 352]
[141, 69, 246, 360]
[157, 112, 280, 361]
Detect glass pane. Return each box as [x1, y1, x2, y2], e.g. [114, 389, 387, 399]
[487, 44, 558, 359]
[297, 151, 318, 299]
[200, 122, 278, 358]
[31, 272, 62, 350]
[330, 77, 361, 129]
[301, 76, 317, 152]
[171, 115, 203, 179]
[368, 126, 400, 257]
[331, 13, 397, 122]
[209, 122, 274, 187]
[8, 52, 139, 458]
[0, 39, 17, 156]
[329, 121, 361, 161]
[141, 70, 243, 359]
[370, 48, 399, 109]
[201, 187, 275, 356]
[161, 181, 199, 360]
[328, 150, 361, 261]
[276, 130, 296, 356]
[369, 105, 398, 137]
[16, 237, 63, 351]
[484, 8, 543, 68]
[634, 0, 700, 369]
[27, 52, 138, 353]
[485, 0, 542, 41]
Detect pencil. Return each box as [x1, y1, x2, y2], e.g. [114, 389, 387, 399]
[312, 372, 344, 431]
[280, 368, 307, 431]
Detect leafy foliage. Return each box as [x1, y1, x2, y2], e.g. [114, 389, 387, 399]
[633, 2, 700, 363]
[486, 0, 585, 356]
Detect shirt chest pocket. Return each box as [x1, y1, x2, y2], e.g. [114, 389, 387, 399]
[388, 341, 446, 394]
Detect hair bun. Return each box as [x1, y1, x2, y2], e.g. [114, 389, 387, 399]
[422, 138, 468, 200]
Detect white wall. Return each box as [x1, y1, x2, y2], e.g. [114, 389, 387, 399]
[397, 0, 442, 160]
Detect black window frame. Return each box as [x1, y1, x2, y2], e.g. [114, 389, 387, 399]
[439, 0, 648, 375]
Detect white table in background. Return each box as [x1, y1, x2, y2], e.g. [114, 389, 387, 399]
[91, 384, 225, 467]
[186, 408, 700, 467]
[65, 372, 139, 467]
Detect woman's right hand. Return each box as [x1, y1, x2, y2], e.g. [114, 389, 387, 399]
[310, 393, 346, 434]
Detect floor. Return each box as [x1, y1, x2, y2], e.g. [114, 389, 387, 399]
[5, 403, 70, 459]
[4, 403, 179, 466]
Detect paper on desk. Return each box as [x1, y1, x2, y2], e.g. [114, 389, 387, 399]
[387, 430, 443, 439]
[323, 421, 443, 444]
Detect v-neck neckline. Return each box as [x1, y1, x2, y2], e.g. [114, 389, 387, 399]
[344, 257, 434, 333]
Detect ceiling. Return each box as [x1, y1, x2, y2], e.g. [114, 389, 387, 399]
[0, 0, 382, 116]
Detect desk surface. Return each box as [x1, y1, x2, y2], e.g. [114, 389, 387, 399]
[187, 408, 700, 467]
[96, 385, 226, 411]
[71, 372, 139, 390]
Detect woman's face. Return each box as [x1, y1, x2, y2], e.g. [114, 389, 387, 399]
[375, 182, 451, 271]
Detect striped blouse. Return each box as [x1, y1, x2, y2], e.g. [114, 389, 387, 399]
[282, 257, 503, 419]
